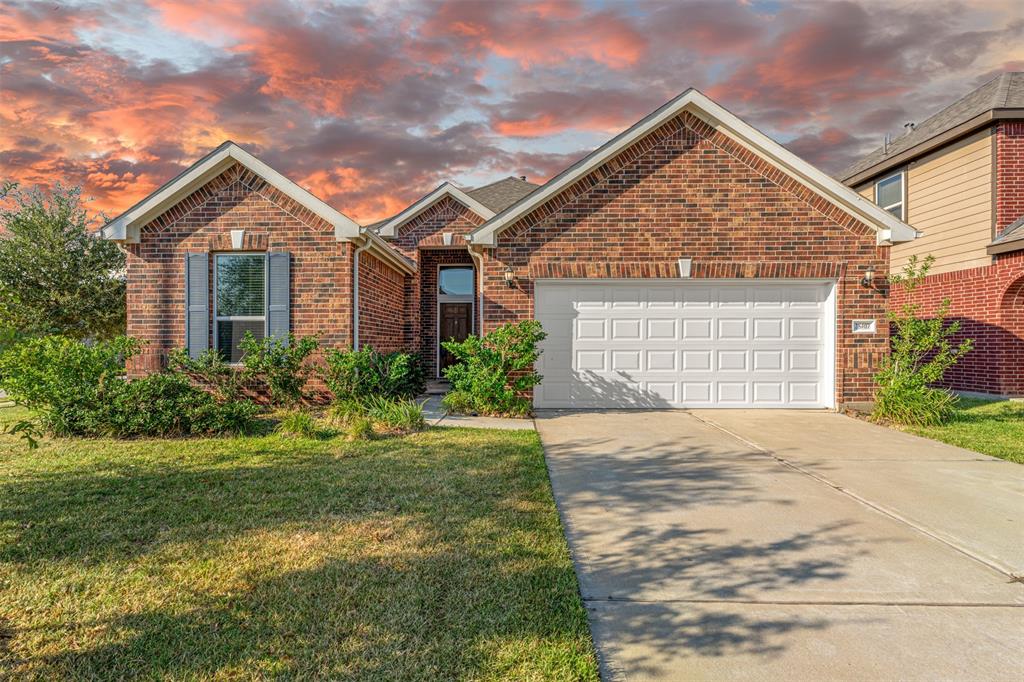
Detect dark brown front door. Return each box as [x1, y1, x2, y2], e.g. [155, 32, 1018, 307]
[439, 302, 472, 372]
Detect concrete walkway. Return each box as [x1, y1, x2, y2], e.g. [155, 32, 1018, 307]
[536, 409, 1023, 681]
[420, 394, 535, 430]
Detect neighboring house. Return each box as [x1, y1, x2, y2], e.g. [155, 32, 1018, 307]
[840, 72, 1024, 398]
[102, 89, 916, 409]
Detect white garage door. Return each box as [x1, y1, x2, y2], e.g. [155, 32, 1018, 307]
[534, 280, 835, 409]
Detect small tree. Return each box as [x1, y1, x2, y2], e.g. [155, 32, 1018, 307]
[872, 255, 973, 426]
[0, 182, 126, 340]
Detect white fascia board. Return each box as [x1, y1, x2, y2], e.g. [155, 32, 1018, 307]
[468, 89, 919, 247]
[376, 182, 495, 237]
[100, 142, 361, 241]
[357, 228, 417, 275]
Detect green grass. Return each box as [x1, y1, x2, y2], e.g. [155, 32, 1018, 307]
[0, 406, 597, 681]
[906, 398, 1024, 464]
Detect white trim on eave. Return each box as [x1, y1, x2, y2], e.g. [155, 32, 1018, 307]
[376, 182, 495, 238]
[356, 228, 418, 275]
[467, 89, 919, 248]
[99, 142, 361, 243]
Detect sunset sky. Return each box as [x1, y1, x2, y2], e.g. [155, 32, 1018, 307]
[2, 0, 1023, 224]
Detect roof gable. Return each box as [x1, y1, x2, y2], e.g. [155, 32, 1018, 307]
[375, 182, 496, 238]
[468, 89, 918, 247]
[100, 141, 360, 243]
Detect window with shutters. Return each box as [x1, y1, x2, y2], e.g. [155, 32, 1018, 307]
[214, 253, 266, 362]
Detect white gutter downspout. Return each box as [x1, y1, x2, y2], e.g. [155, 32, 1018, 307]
[352, 235, 372, 350]
[468, 243, 485, 336]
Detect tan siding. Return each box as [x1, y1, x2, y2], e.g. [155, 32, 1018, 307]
[890, 129, 994, 275]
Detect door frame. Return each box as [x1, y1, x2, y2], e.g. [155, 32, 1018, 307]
[436, 264, 475, 378]
[531, 278, 837, 409]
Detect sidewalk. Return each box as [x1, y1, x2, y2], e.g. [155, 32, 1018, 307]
[420, 394, 535, 430]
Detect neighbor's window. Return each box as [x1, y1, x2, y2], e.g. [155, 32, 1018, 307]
[875, 171, 904, 220]
[439, 266, 474, 296]
[215, 253, 266, 362]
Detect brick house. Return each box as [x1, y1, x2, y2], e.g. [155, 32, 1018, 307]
[841, 72, 1024, 398]
[102, 89, 916, 409]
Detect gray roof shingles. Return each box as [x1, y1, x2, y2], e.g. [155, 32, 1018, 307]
[366, 176, 540, 232]
[839, 72, 1024, 182]
[466, 176, 540, 213]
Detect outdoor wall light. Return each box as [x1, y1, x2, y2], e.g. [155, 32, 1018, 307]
[860, 266, 887, 297]
[503, 265, 516, 288]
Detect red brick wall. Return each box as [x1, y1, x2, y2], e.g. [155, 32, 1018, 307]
[357, 251, 408, 353]
[389, 196, 485, 259]
[889, 251, 1024, 396]
[124, 162, 353, 374]
[995, 121, 1024, 233]
[479, 110, 891, 405]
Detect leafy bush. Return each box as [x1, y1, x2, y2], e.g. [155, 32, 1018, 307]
[873, 255, 973, 427]
[322, 347, 424, 400]
[0, 335, 139, 435]
[275, 410, 320, 438]
[441, 320, 546, 417]
[362, 396, 426, 433]
[0, 335, 260, 438]
[98, 372, 260, 438]
[168, 348, 244, 401]
[239, 333, 319, 406]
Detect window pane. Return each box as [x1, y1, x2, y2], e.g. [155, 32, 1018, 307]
[876, 174, 902, 208]
[217, 255, 265, 316]
[886, 204, 903, 219]
[439, 267, 473, 296]
[217, 320, 264, 363]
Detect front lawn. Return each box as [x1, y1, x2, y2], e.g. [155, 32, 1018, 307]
[906, 398, 1024, 464]
[0, 407, 597, 680]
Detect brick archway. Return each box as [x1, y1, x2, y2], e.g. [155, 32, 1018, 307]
[999, 274, 1024, 395]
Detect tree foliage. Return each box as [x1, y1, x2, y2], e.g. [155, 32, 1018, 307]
[0, 182, 126, 340]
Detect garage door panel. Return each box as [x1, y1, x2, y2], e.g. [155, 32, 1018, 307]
[534, 280, 834, 409]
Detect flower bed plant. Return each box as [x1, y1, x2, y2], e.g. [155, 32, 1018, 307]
[442, 320, 546, 418]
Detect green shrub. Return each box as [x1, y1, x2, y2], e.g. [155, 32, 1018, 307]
[441, 320, 546, 417]
[322, 347, 424, 400]
[189, 397, 263, 436]
[0, 335, 139, 435]
[275, 410, 319, 438]
[362, 396, 426, 433]
[99, 372, 260, 438]
[239, 333, 319, 406]
[0, 335, 260, 438]
[346, 416, 375, 441]
[873, 255, 973, 427]
[168, 348, 244, 401]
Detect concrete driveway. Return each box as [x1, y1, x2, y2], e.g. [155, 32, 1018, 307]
[536, 410, 1024, 681]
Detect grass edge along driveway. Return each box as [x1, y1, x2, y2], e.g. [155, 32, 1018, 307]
[0, 407, 598, 681]
[904, 397, 1024, 464]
